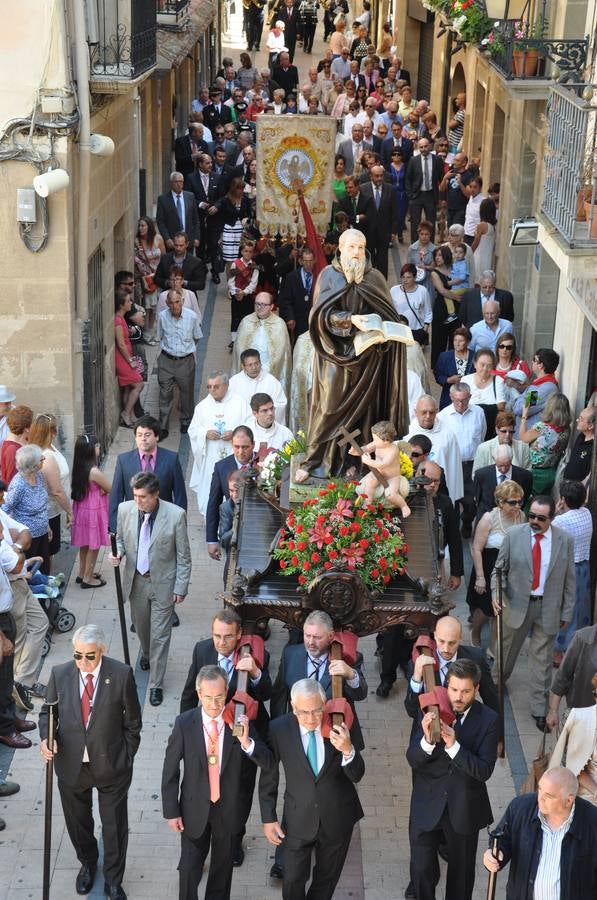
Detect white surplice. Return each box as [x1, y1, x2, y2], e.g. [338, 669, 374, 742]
[245, 416, 294, 452]
[229, 369, 288, 423]
[404, 418, 464, 503]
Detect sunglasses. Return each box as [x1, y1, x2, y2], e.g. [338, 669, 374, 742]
[503, 498, 522, 506]
[497, 343, 514, 350]
[528, 513, 549, 522]
[74, 651, 98, 661]
[410, 451, 424, 458]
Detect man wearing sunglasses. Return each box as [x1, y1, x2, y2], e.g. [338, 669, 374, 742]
[39, 624, 142, 900]
[491, 496, 576, 731]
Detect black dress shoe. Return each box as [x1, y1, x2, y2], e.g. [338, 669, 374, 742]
[76, 861, 97, 894]
[0, 818, 5, 831]
[0, 731, 32, 749]
[533, 715, 548, 732]
[461, 523, 472, 539]
[180, 423, 188, 434]
[376, 680, 392, 698]
[139, 656, 150, 671]
[15, 717, 36, 733]
[269, 863, 284, 879]
[104, 884, 127, 900]
[0, 781, 20, 796]
[212, 272, 220, 284]
[130, 622, 136, 633]
[438, 841, 449, 862]
[149, 688, 163, 706]
[172, 610, 180, 627]
[232, 846, 245, 867]
[404, 881, 416, 899]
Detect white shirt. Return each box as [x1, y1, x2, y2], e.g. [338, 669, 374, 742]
[79, 660, 102, 760]
[437, 403, 487, 462]
[246, 417, 294, 450]
[0, 415, 8, 450]
[201, 709, 225, 773]
[533, 805, 574, 900]
[460, 373, 506, 406]
[0, 543, 16, 612]
[157, 307, 203, 356]
[464, 192, 486, 237]
[0, 508, 28, 582]
[469, 318, 513, 353]
[495, 466, 512, 484]
[531, 526, 552, 596]
[390, 284, 432, 329]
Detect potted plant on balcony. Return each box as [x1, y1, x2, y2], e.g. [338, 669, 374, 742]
[512, 15, 546, 76]
[480, 21, 506, 59]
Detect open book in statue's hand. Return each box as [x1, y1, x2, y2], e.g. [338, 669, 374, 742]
[351, 314, 415, 357]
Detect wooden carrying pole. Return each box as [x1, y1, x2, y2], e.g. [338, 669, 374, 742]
[43, 701, 58, 900]
[109, 533, 131, 666]
[420, 647, 442, 743]
[232, 643, 252, 737]
[330, 640, 345, 728]
[495, 569, 505, 759]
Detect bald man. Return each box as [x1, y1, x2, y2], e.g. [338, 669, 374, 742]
[404, 615, 498, 718]
[483, 767, 597, 897]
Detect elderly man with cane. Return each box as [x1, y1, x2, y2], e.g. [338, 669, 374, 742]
[40, 625, 142, 900]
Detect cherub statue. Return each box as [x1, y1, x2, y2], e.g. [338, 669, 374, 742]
[349, 421, 411, 518]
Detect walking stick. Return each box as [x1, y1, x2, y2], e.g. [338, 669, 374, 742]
[485, 825, 505, 900]
[110, 533, 131, 666]
[495, 568, 505, 758]
[43, 700, 58, 900]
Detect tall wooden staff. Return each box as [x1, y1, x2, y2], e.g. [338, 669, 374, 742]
[42, 700, 58, 900]
[485, 825, 505, 900]
[232, 642, 253, 737]
[494, 568, 505, 758]
[230, 635, 264, 737]
[109, 533, 131, 666]
[414, 635, 441, 743]
[329, 638, 345, 727]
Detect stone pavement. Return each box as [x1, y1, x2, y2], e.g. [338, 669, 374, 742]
[0, 13, 551, 900]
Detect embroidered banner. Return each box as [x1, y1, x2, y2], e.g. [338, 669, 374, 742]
[256, 115, 337, 237]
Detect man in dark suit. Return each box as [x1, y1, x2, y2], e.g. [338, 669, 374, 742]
[162, 664, 270, 900]
[201, 87, 233, 132]
[174, 124, 209, 179]
[154, 232, 206, 296]
[407, 658, 498, 900]
[473, 445, 533, 520]
[278, 246, 315, 337]
[258, 677, 364, 900]
[155, 174, 200, 250]
[109, 416, 187, 532]
[380, 120, 413, 170]
[206, 125, 238, 164]
[179, 608, 273, 865]
[270, 610, 368, 751]
[337, 176, 370, 232]
[403, 615, 498, 718]
[40, 625, 142, 900]
[184, 153, 222, 284]
[346, 60, 366, 91]
[273, 52, 299, 99]
[458, 270, 515, 327]
[275, 0, 302, 61]
[360, 165, 398, 277]
[392, 57, 411, 84]
[405, 138, 444, 241]
[206, 425, 255, 558]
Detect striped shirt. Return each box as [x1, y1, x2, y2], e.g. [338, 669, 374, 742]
[554, 507, 592, 563]
[534, 805, 574, 900]
[157, 307, 202, 357]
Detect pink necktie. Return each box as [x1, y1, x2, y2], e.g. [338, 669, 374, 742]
[208, 720, 220, 803]
[81, 674, 94, 728]
[532, 534, 543, 591]
[142, 454, 151, 472]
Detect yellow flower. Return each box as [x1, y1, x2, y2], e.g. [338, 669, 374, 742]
[399, 451, 414, 479]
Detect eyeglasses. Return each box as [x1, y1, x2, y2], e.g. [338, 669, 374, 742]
[255, 302, 272, 308]
[503, 498, 522, 506]
[497, 343, 514, 350]
[74, 651, 97, 661]
[497, 428, 515, 434]
[294, 707, 324, 718]
[528, 513, 549, 522]
[122, 281, 134, 287]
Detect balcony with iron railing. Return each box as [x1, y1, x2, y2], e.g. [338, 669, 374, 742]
[541, 83, 597, 248]
[483, 20, 589, 85]
[88, 0, 156, 90]
[156, 0, 189, 28]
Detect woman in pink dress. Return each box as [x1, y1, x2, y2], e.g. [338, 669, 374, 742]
[115, 292, 144, 427]
[70, 435, 112, 588]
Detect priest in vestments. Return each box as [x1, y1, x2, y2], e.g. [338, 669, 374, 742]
[296, 230, 410, 480]
[289, 330, 314, 436]
[188, 373, 250, 515]
[229, 348, 288, 423]
[245, 392, 294, 454]
[231, 293, 292, 399]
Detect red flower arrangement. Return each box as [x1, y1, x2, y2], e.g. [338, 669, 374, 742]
[274, 482, 408, 590]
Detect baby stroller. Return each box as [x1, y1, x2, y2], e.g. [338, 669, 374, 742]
[26, 558, 76, 657]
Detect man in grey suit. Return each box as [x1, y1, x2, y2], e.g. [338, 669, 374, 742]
[337, 123, 373, 176]
[492, 495, 576, 730]
[110, 472, 191, 707]
[40, 625, 142, 900]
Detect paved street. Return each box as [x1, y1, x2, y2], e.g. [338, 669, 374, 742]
[0, 13, 552, 900]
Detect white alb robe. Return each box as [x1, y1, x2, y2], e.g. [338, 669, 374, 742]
[231, 312, 292, 397]
[404, 418, 464, 503]
[188, 390, 250, 515]
[229, 369, 288, 423]
[245, 416, 294, 452]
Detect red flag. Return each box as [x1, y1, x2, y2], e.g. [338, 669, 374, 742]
[297, 192, 328, 284]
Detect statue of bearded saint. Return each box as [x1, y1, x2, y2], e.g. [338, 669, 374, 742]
[294, 229, 409, 483]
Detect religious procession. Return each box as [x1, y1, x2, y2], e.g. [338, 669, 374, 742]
[0, 1, 596, 899]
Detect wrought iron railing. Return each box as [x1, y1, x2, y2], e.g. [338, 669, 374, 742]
[541, 84, 597, 247]
[90, 0, 157, 78]
[486, 20, 588, 81]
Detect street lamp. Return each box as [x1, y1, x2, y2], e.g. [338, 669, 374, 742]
[484, 0, 528, 19]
